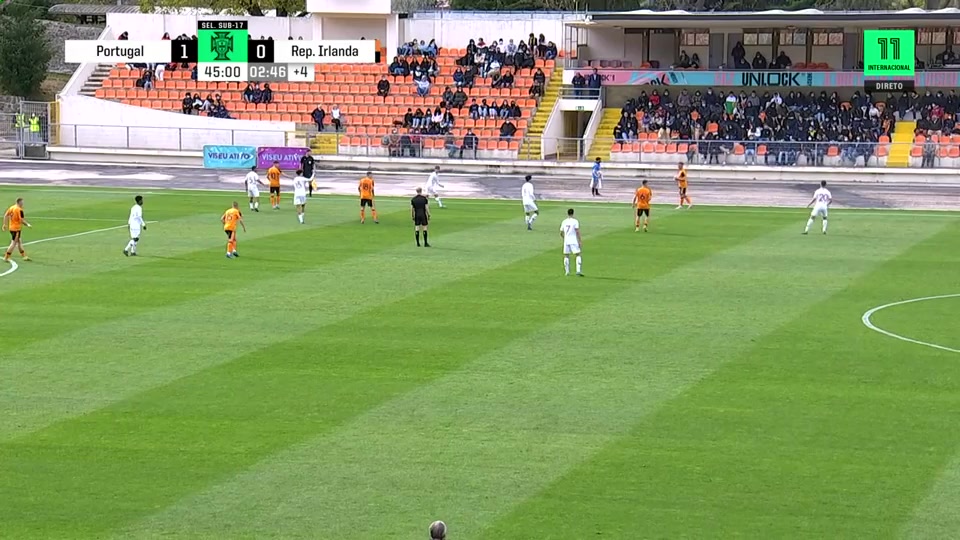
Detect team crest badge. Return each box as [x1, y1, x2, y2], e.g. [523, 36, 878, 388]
[211, 31, 234, 61]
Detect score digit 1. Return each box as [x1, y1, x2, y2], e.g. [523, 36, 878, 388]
[172, 39, 198, 63]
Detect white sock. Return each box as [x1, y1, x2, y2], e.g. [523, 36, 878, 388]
[805, 218, 814, 232]
[822, 219, 828, 233]
[436, 197, 443, 207]
[249, 202, 254, 209]
[254, 201, 259, 209]
[563, 257, 570, 274]
[531, 213, 538, 223]
[298, 213, 304, 223]
[125, 239, 135, 251]
[576, 255, 582, 274]
[525, 215, 531, 224]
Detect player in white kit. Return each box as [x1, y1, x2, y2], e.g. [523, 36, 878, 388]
[803, 180, 832, 235]
[292, 169, 310, 224]
[521, 175, 539, 230]
[425, 166, 445, 208]
[560, 208, 583, 276]
[123, 195, 145, 257]
[245, 166, 265, 212]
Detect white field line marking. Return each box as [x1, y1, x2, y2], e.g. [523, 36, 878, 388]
[861, 294, 960, 354]
[0, 259, 17, 277]
[0, 221, 158, 278]
[0, 185, 959, 217]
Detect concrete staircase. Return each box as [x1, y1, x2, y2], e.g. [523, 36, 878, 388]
[886, 120, 916, 168]
[518, 67, 563, 160]
[309, 132, 340, 155]
[80, 65, 111, 97]
[585, 108, 623, 162]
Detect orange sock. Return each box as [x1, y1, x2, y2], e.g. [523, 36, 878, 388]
[19, 249, 25, 257]
[372, 209, 378, 221]
[360, 209, 365, 221]
[3, 251, 10, 259]
[635, 218, 640, 228]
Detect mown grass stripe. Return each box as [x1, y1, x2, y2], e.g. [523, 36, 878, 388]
[128, 217, 948, 540]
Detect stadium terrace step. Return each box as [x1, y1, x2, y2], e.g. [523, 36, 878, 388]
[586, 108, 624, 162]
[519, 67, 563, 161]
[888, 120, 916, 168]
[310, 132, 340, 156]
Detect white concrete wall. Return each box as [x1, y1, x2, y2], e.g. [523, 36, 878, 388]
[541, 99, 563, 159]
[585, 27, 624, 61]
[810, 46, 843, 67]
[59, 95, 292, 151]
[648, 33, 674, 65]
[308, 0, 390, 15]
[321, 16, 386, 41]
[106, 13, 314, 41]
[402, 12, 583, 50]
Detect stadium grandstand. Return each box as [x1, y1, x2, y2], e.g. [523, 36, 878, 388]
[11, 5, 960, 169]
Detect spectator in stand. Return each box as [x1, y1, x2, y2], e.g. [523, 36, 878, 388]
[251, 83, 263, 104]
[452, 88, 467, 111]
[181, 92, 193, 115]
[377, 75, 391, 100]
[243, 83, 255, 103]
[587, 68, 602, 98]
[460, 128, 478, 158]
[732, 41, 746, 65]
[312, 105, 326, 131]
[468, 98, 480, 120]
[444, 132, 459, 158]
[423, 39, 439, 57]
[389, 56, 408, 77]
[772, 50, 792, 69]
[529, 79, 544, 98]
[544, 41, 558, 60]
[441, 86, 454, 108]
[676, 50, 692, 69]
[191, 93, 203, 113]
[752, 52, 768, 69]
[463, 65, 477, 88]
[493, 70, 514, 89]
[201, 94, 214, 113]
[415, 76, 431, 97]
[572, 72, 586, 97]
[399, 40, 416, 56]
[262, 83, 273, 104]
[500, 120, 517, 140]
[922, 132, 938, 168]
[537, 33, 547, 58]
[412, 108, 425, 128]
[483, 57, 502, 79]
[453, 67, 465, 88]
[331, 104, 342, 131]
[402, 108, 413, 127]
[515, 42, 535, 71]
[498, 99, 511, 119]
[425, 57, 439, 77]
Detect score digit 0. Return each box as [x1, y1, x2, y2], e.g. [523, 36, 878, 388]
[248, 40, 274, 63]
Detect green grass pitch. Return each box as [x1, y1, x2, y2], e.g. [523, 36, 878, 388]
[0, 184, 959, 539]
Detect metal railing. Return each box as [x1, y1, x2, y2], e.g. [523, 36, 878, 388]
[55, 124, 288, 152]
[26, 124, 960, 169]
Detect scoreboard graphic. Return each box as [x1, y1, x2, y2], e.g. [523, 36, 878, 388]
[65, 20, 380, 82]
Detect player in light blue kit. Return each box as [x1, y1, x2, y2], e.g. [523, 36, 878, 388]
[590, 157, 603, 197]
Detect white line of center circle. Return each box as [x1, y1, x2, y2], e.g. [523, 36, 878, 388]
[861, 294, 960, 354]
[0, 259, 18, 278]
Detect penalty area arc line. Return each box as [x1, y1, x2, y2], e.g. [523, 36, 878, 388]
[861, 294, 960, 354]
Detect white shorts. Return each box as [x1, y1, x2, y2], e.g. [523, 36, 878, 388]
[523, 203, 538, 213]
[563, 243, 581, 255]
[426, 186, 439, 196]
[810, 204, 829, 218]
[129, 226, 141, 239]
[247, 188, 260, 198]
[294, 194, 307, 206]
[590, 178, 602, 189]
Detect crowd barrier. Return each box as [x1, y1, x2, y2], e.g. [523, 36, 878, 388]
[32, 122, 960, 171]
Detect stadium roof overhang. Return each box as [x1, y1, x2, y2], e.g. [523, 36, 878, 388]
[49, 4, 142, 15]
[569, 8, 960, 29]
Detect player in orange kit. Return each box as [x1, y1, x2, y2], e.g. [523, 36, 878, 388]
[221, 201, 247, 259]
[358, 171, 379, 224]
[2, 197, 31, 262]
[633, 180, 652, 232]
[675, 161, 692, 209]
[267, 161, 283, 209]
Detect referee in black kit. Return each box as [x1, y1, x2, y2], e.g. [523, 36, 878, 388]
[300, 149, 315, 197]
[412, 187, 430, 247]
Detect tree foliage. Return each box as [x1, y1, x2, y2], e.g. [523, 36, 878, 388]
[139, 0, 305, 17]
[0, 13, 52, 97]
